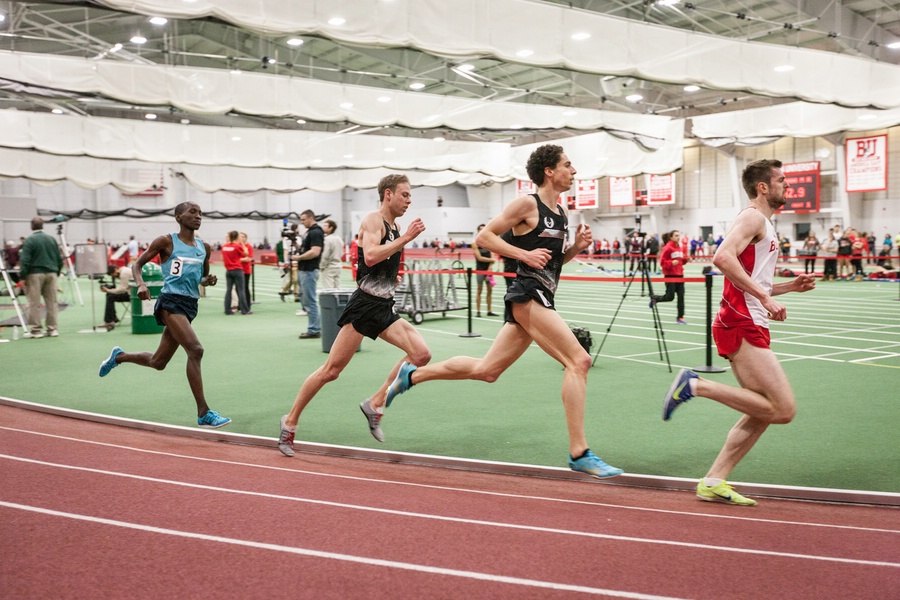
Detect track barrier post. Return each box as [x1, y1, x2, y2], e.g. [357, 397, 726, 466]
[459, 267, 481, 338]
[692, 272, 726, 374]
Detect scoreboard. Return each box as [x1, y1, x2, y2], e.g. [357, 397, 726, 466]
[780, 161, 820, 213]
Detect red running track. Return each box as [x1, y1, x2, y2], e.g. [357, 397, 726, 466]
[1, 404, 898, 599]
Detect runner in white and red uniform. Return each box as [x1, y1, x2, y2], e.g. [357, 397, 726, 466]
[660, 159, 816, 507]
[711, 207, 779, 356]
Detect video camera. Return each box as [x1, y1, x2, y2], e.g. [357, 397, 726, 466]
[633, 214, 647, 237]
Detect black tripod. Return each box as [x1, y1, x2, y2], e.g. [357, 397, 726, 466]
[591, 249, 672, 371]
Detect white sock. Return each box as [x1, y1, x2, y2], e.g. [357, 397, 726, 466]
[689, 377, 699, 395]
[704, 477, 723, 487]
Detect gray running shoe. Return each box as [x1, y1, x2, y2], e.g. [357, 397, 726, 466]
[278, 415, 296, 457]
[359, 399, 384, 443]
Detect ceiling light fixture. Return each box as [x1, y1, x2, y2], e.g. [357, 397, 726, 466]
[287, 38, 304, 47]
[131, 35, 147, 44]
[296, 119, 306, 124]
[457, 63, 475, 72]
[145, 113, 157, 120]
[516, 49, 534, 58]
[149, 17, 167, 25]
[409, 82, 425, 90]
[888, 41, 900, 49]
[433, 136, 446, 142]
[51, 108, 63, 115]
[683, 85, 700, 92]
[625, 94, 643, 103]
[110, 43, 123, 53]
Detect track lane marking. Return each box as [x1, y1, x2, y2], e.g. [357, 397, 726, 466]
[1, 426, 896, 534]
[2, 454, 898, 568]
[0, 500, 686, 600]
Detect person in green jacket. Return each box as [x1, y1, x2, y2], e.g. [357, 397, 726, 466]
[19, 217, 63, 338]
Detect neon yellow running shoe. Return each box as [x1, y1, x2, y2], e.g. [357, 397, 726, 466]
[696, 480, 757, 506]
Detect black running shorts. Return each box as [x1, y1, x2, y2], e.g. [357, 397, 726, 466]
[503, 277, 556, 324]
[154, 293, 199, 325]
[337, 289, 401, 339]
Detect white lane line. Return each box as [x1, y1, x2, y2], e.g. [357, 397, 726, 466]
[1, 426, 896, 534]
[0, 500, 686, 600]
[2, 455, 897, 568]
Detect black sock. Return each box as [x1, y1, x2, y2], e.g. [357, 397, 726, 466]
[571, 448, 590, 460]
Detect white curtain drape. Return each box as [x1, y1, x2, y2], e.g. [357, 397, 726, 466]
[692, 102, 900, 142]
[0, 146, 507, 193]
[96, 0, 900, 109]
[0, 109, 684, 191]
[0, 115, 683, 193]
[0, 51, 674, 141]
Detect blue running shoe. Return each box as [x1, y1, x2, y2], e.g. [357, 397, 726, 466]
[198, 410, 232, 429]
[568, 450, 623, 479]
[385, 361, 417, 407]
[663, 368, 698, 421]
[98, 346, 124, 377]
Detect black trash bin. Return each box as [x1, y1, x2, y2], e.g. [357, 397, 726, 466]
[319, 288, 359, 353]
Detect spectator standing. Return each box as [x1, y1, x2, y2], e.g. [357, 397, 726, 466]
[222, 231, 250, 315]
[472, 223, 498, 317]
[821, 233, 838, 281]
[319, 219, 344, 289]
[836, 229, 853, 279]
[20, 217, 63, 338]
[866, 232, 877, 264]
[646, 234, 660, 273]
[850, 229, 865, 276]
[649, 230, 689, 325]
[779, 234, 791, 261]
[297, 209, 324, 339]
[802, 232, 819, 274]
[239, 232, 254, 308]
[126, 235, 139, 263]
[627, 231, 644, 274]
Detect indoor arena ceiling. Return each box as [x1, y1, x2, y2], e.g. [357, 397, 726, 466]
[0, 0, 899, 145]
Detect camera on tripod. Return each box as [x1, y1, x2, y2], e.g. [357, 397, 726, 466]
[281, 226, 299, 243]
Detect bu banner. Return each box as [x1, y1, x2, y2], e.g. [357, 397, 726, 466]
[845, 135, 887, 193]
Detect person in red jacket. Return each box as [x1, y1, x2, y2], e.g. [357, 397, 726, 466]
[649, 230, 690, 324]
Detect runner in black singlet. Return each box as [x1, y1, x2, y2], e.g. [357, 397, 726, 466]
[374, 145, 624, 480]
[277, 174, 431, 455]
